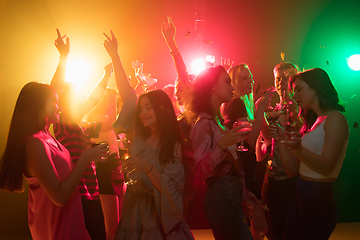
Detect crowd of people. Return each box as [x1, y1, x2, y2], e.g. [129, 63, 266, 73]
[0, 17, 349, 240]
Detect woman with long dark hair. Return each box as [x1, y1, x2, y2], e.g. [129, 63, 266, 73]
[188, 65, 255, 240]
[0, 82, 109, 240]
[103, 31, 194, 239]
[270, 68, 349, 239]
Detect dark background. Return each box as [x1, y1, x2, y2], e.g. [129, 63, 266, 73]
[1, 0, 359, 237]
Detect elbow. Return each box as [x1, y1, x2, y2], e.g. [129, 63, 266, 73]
[285, 170, 299, 178]
[319, 168, 334, 177]
[52, 195, 70, 207]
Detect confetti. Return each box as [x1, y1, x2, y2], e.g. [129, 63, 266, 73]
[351, 94, 356, 99]
[203, 39, 213, 44]
[280, 52, 285, 61]
[353, 122, 359, 130]
[185, 31, 190, 38]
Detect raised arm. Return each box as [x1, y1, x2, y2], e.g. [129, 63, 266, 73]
[131, 60, 147, 95]
[50, 29, 69, 94]
[244, 88, 274, 148]
[77, 63, 112, 120]
[104, 31, 133, 101]
[161, 17, 189, 87]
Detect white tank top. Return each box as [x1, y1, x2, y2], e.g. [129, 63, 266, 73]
[300, 113, 348, 179]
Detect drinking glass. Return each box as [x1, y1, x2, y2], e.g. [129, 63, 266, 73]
[121, 149, 137, 186]
[233, 120, 252, 152]
[265, 111, 282, 125]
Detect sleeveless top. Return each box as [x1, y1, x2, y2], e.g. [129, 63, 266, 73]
[26, 135, 90, 240]
[300, 113, 348, 179]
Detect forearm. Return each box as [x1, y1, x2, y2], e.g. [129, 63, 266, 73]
[278, 141, 299, 177]
[146, 165, 162, 192]
[170, 48, 189, 85]
[88, 72, 110, 101]
[293, 147, 336, 176]
[50, 55, 68, 91]
[54, 158, 89, 206]
[246, 111, 265, 147]
[111, 54, 133, 100]
[165, 38, 178, 52]
[260, 115, 272, 145]
[79, 73, 110, 118]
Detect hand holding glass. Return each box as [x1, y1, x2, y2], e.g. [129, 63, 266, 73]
[233, 121, 252, 151]
[121, 150, 137, 186]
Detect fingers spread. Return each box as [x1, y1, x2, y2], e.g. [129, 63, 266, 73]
[103, 33, 111, 41]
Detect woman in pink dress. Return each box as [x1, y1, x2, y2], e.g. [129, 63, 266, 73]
[0, 82, 109, 240]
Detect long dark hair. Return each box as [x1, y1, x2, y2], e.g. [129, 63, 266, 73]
[135, 90, 184, 167]
[0, 82, 53, 192]
[290, 68, 345, 133]
[185, 66, 227, 124]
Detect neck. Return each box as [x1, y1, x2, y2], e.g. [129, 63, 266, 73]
[210, 97, 222, 118]
[149, 127, 160, 141]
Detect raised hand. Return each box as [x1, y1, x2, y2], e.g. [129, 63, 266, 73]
[255, 87, 275, 112]
[131, 60, 143, 77]
[103, 30, 118, 58]
[104, 63, 113, 78]
[161, 16, 176, 42]
[55, 28, 70, 56]
[220, 57, 234, 72]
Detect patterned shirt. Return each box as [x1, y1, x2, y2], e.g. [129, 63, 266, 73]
[53, 112, 102, 200]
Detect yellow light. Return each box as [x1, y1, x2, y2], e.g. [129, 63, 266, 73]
[65, 58, 92, 97]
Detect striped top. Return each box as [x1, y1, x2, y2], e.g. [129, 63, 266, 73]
[53, 112, 102, 201]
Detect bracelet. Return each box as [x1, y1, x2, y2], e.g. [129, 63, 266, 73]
[146, 164, 153, 173]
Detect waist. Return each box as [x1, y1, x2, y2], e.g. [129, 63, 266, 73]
[206, 168, 240, 186]
[300, 174, 336, 183]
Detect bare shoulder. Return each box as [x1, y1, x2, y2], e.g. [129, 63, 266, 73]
[27, 132, 46, 146]
[26, 132, 48, 154]
[326, 111, 348, 126]
[325, 111, 349, 137]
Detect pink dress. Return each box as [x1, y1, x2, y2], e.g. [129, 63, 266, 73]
[26, 134, 90, 240]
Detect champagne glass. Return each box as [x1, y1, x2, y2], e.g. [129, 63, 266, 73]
[233, 120, 252, 152]
[265, 110, 282, 126]
[121, 149, 137, 186]
[118, 139, 137, 186]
